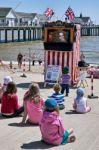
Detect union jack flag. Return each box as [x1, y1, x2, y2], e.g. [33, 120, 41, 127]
[65, 7, 75, 21]
[44, 8, 54, 20]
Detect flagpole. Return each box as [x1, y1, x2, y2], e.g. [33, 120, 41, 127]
[60, 13, 65, 20]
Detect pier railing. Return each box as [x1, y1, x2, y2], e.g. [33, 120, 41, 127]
[0, 26, 42, 43]
[81, 25, 99, 36]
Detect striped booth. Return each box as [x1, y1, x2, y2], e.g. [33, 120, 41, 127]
[43, 22, 81, 85]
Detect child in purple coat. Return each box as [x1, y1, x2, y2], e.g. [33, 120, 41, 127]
[40, 98, 76, 145]
[61, 67, 71, 96]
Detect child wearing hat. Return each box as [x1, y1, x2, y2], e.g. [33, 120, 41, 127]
[73, 88, 91, 113]
[61, 66, 71, 96]
[49, 83, 65, 110]
[0, 76, 12, 103]
[40, 98, 76, 146]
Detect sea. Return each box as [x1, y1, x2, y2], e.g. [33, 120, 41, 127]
[81, 36, 99, 64]
[0, 36, 99, 64]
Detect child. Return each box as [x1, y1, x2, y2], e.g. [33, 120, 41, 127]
[73, 88, 91, 113]
[1, 81, 24, 118]
[61, 66, 71, 96]
[40, 98, 76, 146]
[0, 76, 12, 103]
[20, 83, 44, 125]
[49, 83, 65, 110]
[77, 68, 88, 88]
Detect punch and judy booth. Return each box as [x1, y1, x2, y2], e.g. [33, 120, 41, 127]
[43, 21, 81, 85]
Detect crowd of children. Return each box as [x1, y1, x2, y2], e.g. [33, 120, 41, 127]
[0, 66, 91, 147]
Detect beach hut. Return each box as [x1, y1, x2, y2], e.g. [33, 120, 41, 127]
[43, 21, 81, 85]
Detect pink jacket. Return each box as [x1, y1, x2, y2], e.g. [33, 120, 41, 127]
[40, 111, 65, 145]
[26, 98, 44, 124]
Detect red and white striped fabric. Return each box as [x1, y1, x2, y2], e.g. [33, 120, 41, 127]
[44, 50, 79, 84]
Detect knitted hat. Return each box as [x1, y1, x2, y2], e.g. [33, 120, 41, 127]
[76, 88, 84, 101]
[63, 66, 69, 74]
[45, 98, 57, 110]
[3, 76, 12, 85]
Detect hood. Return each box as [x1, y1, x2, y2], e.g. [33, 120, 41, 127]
[76, 87, 84, 102]
[42, 111, 59, 124]
[3, 76, 12, 85]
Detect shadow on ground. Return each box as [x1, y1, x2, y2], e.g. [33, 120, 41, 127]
[65, 110, 83, 115]
[17, 82, 53, 89]
[8, 122, 39, 127]
[0, 114, 22, 120]
[0, 114, 6, 120]
[21, 140, 54, 149]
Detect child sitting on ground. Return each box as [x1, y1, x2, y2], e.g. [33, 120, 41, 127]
[40, 98, 76, 146]
[49, 83, 65, 110]
[61, 66, 71, 97]
[1, 81, 24, 118]
[73, 87, 91, 113]
[0, 76, 12, 103]
[20, 83, 44, 125]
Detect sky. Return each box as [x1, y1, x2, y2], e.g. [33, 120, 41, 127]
[0, 0, 99, 24]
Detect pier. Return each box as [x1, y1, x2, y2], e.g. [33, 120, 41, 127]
[0, 25, 99, 43]
[0, 26, 42, 43]
[81, 25, 99, 36]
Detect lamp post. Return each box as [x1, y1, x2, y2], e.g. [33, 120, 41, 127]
[28, 48, 31, 71]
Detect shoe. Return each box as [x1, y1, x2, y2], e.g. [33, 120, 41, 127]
[68, 135, 76, 143]
[59, 104, 65, 110]
[65, 93, 68, 97]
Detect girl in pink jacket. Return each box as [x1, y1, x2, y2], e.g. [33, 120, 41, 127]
[40, 98, 76, 146]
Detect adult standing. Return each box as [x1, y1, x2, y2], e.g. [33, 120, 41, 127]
[17, 53, 23, 69]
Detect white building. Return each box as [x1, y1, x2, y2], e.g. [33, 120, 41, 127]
[0, 7, 48, 27]
[0, 7, 16, 26]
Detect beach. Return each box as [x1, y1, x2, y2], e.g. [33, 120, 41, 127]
[0, 41, 44, 62]
[0, 67, 99, 150]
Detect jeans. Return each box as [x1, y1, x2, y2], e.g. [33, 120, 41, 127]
[61, 84, 69, 95]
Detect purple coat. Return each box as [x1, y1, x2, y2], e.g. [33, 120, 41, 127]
[40, 111, 65, 145]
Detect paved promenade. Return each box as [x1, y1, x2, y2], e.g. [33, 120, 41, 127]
[0, 67, 99, 150]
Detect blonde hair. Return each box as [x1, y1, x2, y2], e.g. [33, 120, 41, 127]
[53, 83, 61, 93]
[24, 83, 40, 103]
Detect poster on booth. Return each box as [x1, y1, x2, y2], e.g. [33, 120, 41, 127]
[45, 65, 62, 83]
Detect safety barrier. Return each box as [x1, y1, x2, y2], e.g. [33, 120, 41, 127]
[88, 68, 98, 99]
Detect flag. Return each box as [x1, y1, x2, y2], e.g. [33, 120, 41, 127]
[65, 7, 75, 21]
[44, 8, 54, 20]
